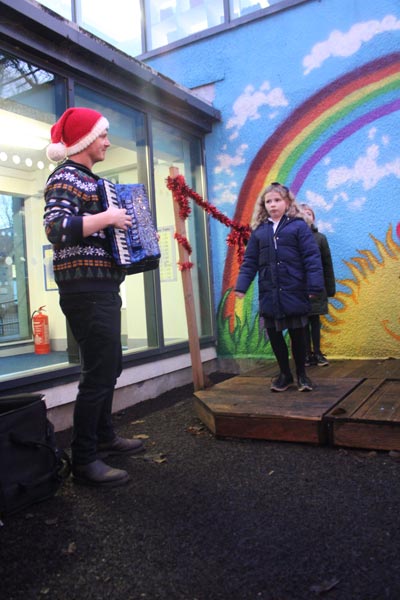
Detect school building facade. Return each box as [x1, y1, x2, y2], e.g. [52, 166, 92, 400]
[0, 0, 399, 428]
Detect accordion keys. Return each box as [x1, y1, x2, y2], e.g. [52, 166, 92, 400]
[98, 179, 161, 274]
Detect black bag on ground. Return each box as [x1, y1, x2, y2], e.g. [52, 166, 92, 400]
[0, 393, 70, 518]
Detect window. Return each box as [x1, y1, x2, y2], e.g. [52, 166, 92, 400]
[37, 0, 72, 19]
[229, 0, 271, 19]
[77, 0, 143, 56]
[0, 53, 65, 375]
[74, 85, 159, 355]
[0, 196, 29, 343]
[145, 0, 225, 48]
[0, 49, 213, 385]
[1, 55, 159, 377]
[37, 0, 298, 53]
[152, 119, 213, 345]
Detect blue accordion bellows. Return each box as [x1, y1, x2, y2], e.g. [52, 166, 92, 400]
[98, 179, 161, 274]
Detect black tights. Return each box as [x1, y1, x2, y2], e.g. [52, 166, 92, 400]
[266, 326, 307, 377]
[304, 315, 321, 354]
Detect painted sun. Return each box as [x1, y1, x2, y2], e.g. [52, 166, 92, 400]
[322, 225, 400, 358]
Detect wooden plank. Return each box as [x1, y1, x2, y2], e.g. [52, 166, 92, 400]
[194, 377, 361, 444]
[326, 378, 400, 450]
[245, 359, 400, 381]
[194, 363, 400, 449]
[210, 413, 326, 444]
[193, 397, 217, 434]
[244, 359, 369, 380]
[326, 379, 400, 423]
[355, 380, 400, 421]
[195, 377, 360, 418]
[326, 379, 386, 419]
[310, 360, 361, 379]
[169, 167, 204, 391]
[343, 360, 400, 379]
[332, 421, 400, 451]
[241, 364, 279, 378]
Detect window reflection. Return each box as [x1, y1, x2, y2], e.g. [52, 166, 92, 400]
[78, 0, 143, 56]
[145, 0, 225, 49]
[0, 51, 213, 385]
[152, 119, 213, 344]
[230, 1, 270, 19]
[74, 85, 159, 355]
[36, 0, 72, 20]
[0, 54, 64, 378]
[0, 196, 29, 343]
[37, 0, 288, 53]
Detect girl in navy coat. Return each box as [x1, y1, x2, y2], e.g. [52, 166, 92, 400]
[235, 183, 324, 392]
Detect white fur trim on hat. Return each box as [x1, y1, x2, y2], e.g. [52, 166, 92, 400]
[46, 142, 68, 162]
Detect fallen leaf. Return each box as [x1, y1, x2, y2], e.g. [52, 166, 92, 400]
[143, 452, 167, 464]
[134, 434, 150, 439]
[389, 450, 400, 460]
[310, 577, 340, 595]
[365, 451, 377, 458]
[186, 425, 206, 435]
[63, 541, 77, 555]
[131, 419, 145, 425]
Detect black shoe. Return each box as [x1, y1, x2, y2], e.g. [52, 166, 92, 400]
[305, 353, 317, 367]
[297, 374, 313, 392]
[72, 459, 130, 487]
[271, 372, 294, 392]
[315, 353, 329, 366]
[97, 436, 145, 458]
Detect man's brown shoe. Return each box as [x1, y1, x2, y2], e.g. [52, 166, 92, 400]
[72, 459, 130, 487]
[97, 436, 144, 458]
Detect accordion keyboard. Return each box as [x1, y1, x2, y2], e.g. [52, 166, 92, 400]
[98, 178, 160, 270]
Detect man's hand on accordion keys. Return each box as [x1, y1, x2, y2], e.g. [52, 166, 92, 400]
[106, 205, 133, 231]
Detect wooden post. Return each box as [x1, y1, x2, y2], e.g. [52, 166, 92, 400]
[169, 166, 205, 391]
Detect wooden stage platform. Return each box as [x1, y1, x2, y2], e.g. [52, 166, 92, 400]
[194, 359, 400, 451]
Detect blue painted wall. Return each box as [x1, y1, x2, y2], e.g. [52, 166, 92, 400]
[146, 0, 400, 359]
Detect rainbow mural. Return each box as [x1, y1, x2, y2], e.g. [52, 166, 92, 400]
[222, 53, 400, 327]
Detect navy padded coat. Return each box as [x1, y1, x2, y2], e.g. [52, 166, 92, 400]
[235, 216, 324, 319]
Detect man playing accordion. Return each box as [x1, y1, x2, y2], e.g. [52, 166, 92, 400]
[44, 107, 144, 488]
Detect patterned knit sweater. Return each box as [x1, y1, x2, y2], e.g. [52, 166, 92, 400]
[44, 160, 125, 294]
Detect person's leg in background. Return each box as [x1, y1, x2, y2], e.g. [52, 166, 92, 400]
[289, 327, 313, 391]
[309, 314, 329, 366]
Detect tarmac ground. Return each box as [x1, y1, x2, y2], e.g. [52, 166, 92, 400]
[1, 372, 400, 600]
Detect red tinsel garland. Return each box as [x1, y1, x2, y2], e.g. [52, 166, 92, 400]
[178, 261, 194, 271]
[166, 174, 251, 266]
[174, 232, 192, 255]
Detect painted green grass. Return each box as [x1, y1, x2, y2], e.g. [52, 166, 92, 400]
[217, 285, 274, 358]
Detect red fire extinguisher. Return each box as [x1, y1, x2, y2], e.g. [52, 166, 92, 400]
[32, 306, 51, 354]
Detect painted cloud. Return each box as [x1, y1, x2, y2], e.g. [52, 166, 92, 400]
[226, 82, 288, 140]
[303, 15, 400, 74]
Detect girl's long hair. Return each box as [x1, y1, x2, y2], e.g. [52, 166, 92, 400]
[250, 183, 301, 230]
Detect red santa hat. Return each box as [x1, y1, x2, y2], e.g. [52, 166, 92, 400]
[46, 107, 109, 162]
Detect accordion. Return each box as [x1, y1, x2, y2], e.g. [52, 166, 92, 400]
[98, 179, 161, 275]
